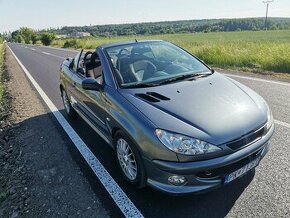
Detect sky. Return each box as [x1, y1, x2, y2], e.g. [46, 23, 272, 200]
[1, 0, 290, 33]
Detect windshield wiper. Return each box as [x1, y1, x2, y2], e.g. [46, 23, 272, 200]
[122, 72, 212, 88]
[157, 73, 211, 85]
[122, 82, 159, 89]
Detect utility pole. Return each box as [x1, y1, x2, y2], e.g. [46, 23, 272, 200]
[263, 0, 274, 31]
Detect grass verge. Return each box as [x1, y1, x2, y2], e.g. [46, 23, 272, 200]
[0, 44, 5, 104]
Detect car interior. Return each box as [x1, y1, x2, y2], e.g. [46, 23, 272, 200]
[83, 52, 103, 84]
[111, 46, 171, 85]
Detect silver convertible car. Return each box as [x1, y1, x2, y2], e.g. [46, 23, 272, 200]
[59, 40, 274, 195]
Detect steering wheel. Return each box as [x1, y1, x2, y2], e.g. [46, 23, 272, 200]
[117, 48, 130, 56]
[83, 51, 93, 63]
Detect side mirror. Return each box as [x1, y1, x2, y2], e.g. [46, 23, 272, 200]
[82, 78, 102, 91]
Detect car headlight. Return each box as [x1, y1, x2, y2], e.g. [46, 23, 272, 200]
[155, 129, 222, 155]
[266, 107, 274, 131]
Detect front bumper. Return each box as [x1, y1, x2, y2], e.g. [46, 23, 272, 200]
[144, 124, 274, 195]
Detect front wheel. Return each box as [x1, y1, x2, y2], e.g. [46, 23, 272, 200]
[61, 89, 77, 118]
[114, 131, 146, 187]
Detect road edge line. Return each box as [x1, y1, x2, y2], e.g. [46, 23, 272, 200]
[6, 44, 144, 218]
[224, 73, 290, 87]
[274, 120, 290, 129]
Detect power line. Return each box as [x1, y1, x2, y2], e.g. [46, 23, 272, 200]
[262, 0, 274, 31]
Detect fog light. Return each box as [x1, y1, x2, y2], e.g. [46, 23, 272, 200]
[168, 175, 187, 186]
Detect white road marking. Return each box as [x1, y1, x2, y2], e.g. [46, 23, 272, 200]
[225, 73, 290, 87]
[274, 120, 290, 129]
[7, 45, 144, 218]
[40, 51, 65, 59]
[23, 46, 65, 59]
[44, 45, 78, 53]
[27, 43, 78, 53]
[41, 51, 51, 55]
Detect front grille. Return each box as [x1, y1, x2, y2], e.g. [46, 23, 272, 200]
[226, 126, 265, 151]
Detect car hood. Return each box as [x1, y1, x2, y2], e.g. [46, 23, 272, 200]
[119, 72, 268, 145]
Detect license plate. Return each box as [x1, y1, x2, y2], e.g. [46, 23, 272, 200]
[224, 157, 261, 184]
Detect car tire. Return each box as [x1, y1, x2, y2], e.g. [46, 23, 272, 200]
[61, 89, 77, 118]
[114, 130, 146, 188]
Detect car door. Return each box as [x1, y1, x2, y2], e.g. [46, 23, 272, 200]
[64, 50, 84, 107]
[71, 51, 110, 138]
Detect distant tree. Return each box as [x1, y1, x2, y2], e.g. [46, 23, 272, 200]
[11, 30, 20, 42]
[40, 32, 55, 46]
[20, 27, 35, 44]
[16, 35, 23, 43]
[31, 32, 38, 44]
[270, 24, 278, 30]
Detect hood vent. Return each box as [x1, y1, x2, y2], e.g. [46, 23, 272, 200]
[135, 92, 170, 103]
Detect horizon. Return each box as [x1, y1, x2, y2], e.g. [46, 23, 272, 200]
[1, 0, 290, 33]
[46, 16, 290, 29]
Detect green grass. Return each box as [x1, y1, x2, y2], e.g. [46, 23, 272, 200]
[0, 44, 5, 103]
[52, 30, 290, 74]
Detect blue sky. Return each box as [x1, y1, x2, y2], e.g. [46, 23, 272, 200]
[1, 0, 290, 32]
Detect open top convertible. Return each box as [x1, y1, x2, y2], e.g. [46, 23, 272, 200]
[59, 40, 274, 195]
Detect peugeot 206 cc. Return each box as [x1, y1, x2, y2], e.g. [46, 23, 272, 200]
[59, 40, 274, 195]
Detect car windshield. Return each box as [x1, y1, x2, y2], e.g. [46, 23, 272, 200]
[105, 41, 211, 88]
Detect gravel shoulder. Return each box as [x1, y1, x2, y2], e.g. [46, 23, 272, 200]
[0, 46, 109, 217]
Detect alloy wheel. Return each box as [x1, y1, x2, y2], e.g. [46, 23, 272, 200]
[116, 138, 137, 181]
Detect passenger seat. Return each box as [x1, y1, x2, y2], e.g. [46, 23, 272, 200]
[87, 53, 102, 80]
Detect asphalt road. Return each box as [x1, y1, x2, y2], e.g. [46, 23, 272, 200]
[7, 43, 290, 218]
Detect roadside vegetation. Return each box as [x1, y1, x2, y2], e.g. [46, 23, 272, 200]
[0, 43, 5, 104]
[8, 28, 55, 46]
[0, 36, 9, 207]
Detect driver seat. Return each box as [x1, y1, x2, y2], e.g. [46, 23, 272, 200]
[136, 60, 157, 81]
[116, 56, 138, 83]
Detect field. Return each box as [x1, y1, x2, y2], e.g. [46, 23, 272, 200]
[52, 30, 290, 74]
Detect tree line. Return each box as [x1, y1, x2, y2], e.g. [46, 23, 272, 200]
[2, 17, 290, 45]
[55, 17, 290, 36]
[6, 28, 56, 45]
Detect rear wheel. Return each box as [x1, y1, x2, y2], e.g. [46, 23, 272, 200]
[61, 89, 77, 118]
[114, 130, 146, 187]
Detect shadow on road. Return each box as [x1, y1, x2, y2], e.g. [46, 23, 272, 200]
[134, 172, 254, 218]
[55, 109, 255, 218]
[10, 110, 255, 218]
